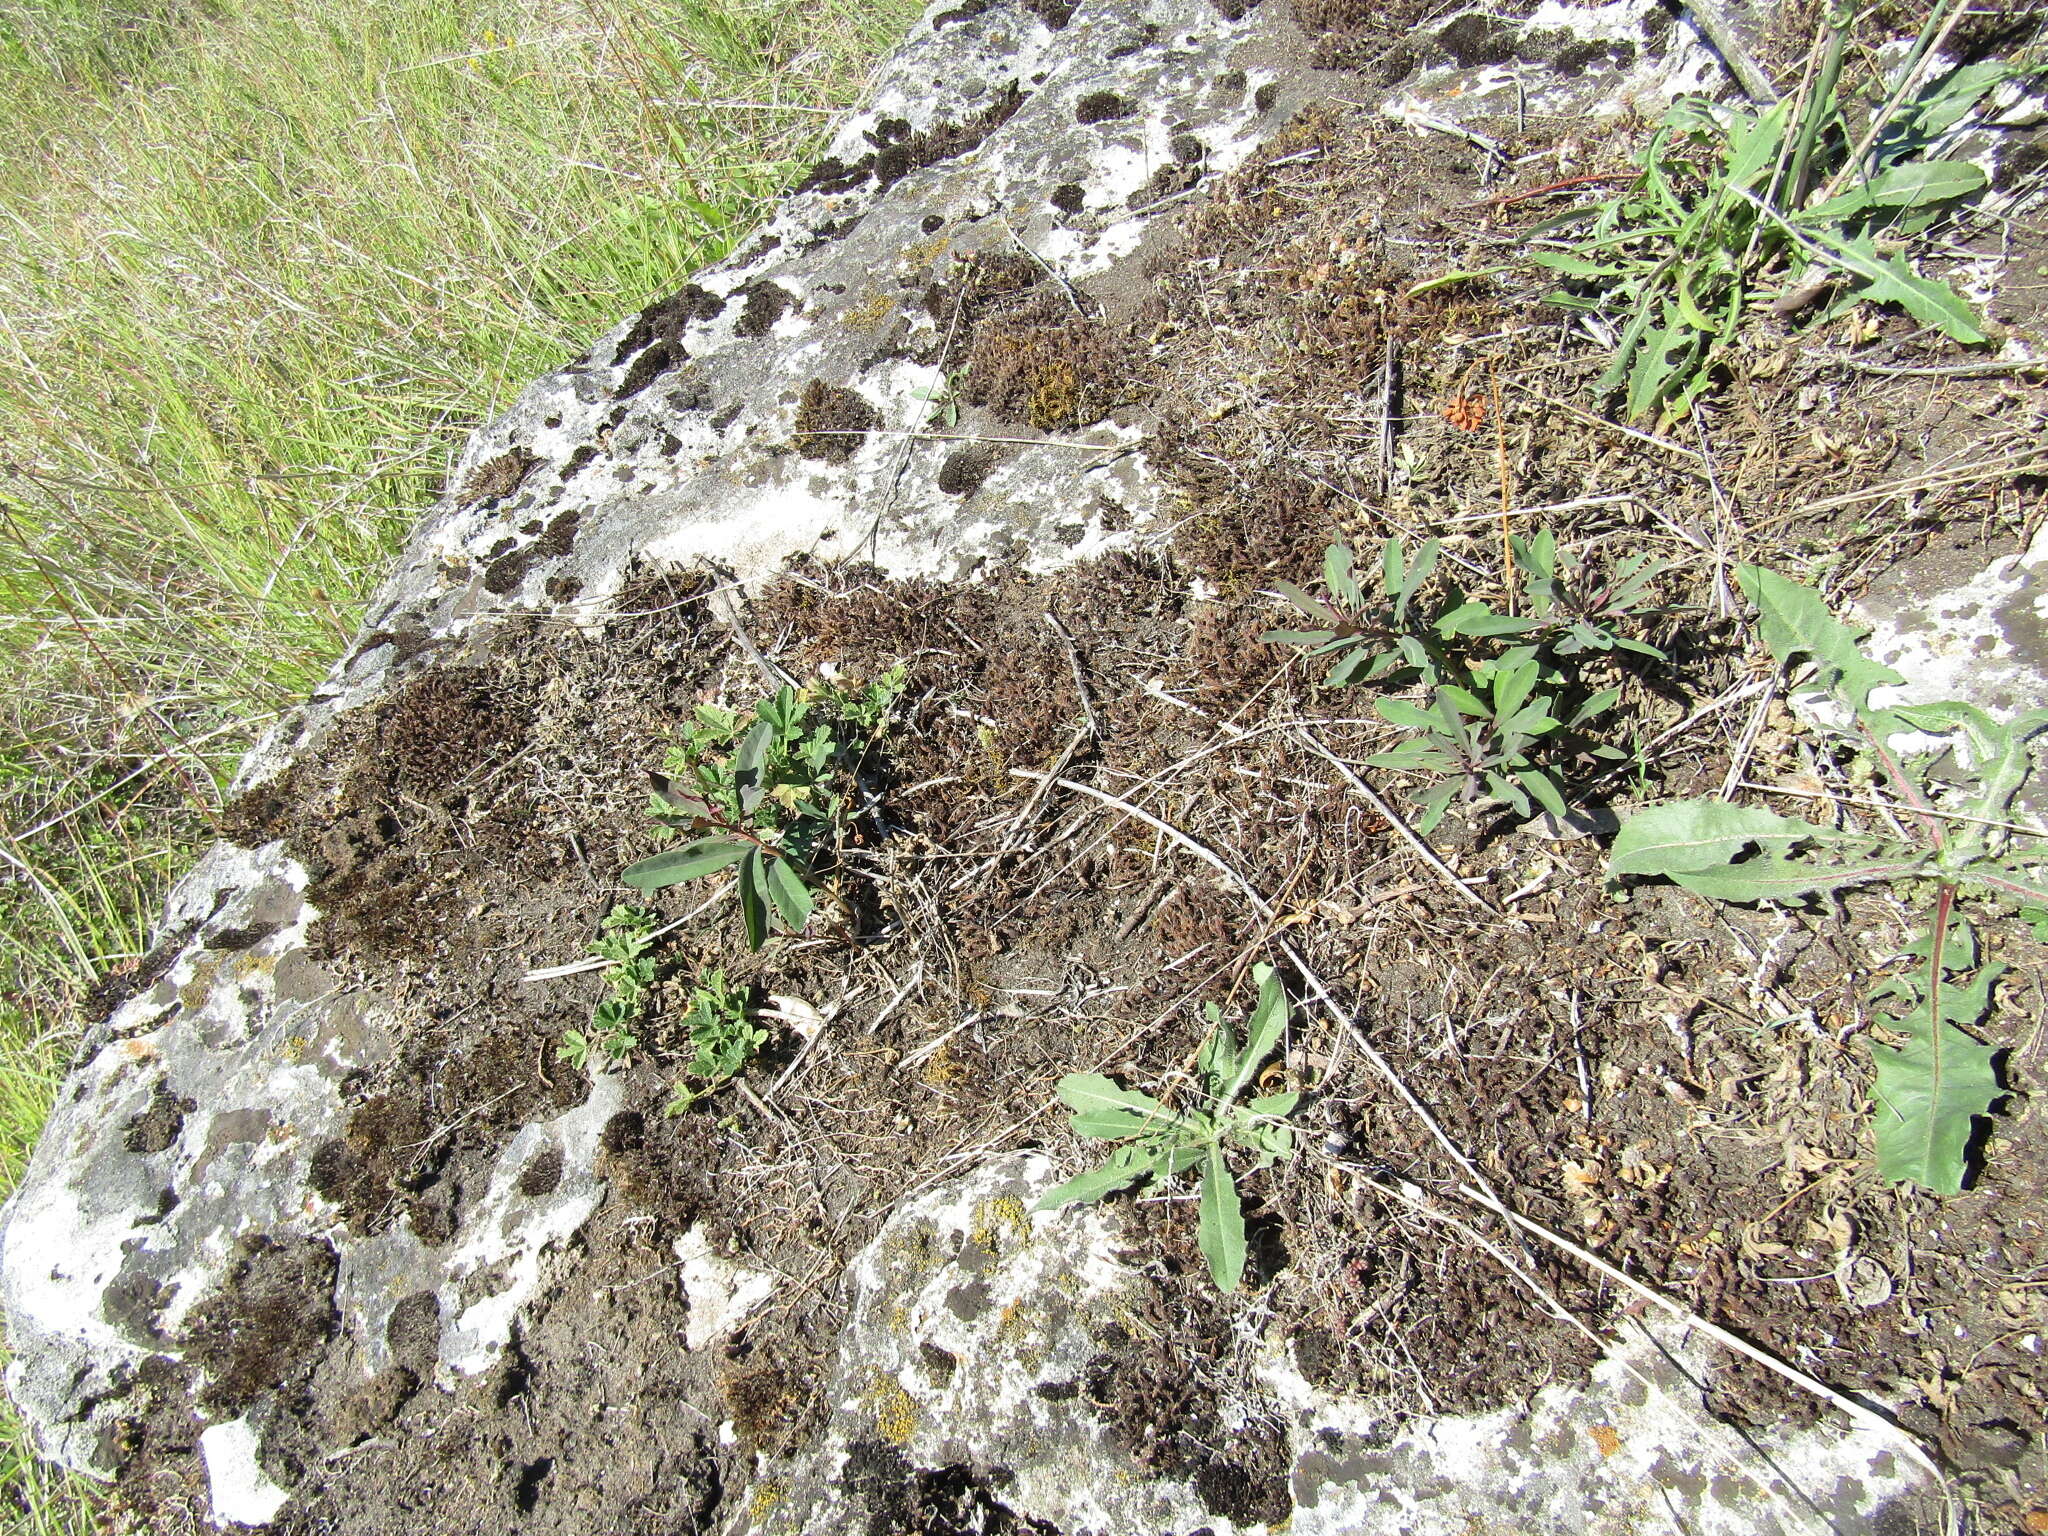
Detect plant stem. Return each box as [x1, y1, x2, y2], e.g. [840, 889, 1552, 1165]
[1682, 0, 1780, 104]
[1787, 3, 1855, 209]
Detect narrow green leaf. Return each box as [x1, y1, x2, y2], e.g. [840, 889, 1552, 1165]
[734, 718, 774, 814]
[621, 837, 749, 893]
[1518, 769, 1570, 819]
[1438, 684, 1489, 718]
[1972, 866, 2048, 908]
[1609, 801, 1844, 878]
[1796, 160, 1986, 224]
[1070, 1107, 1178, 1138]
[1493, 662, 1537, 723]
[1896, 59, 2016, 142]
[1325, 647, 1384, 688]
[1625, 308, 1687, 421]
[1775, 221, 1986, 342]
[1440, 606, 1541, 638]
[1195, 1020, 1238, 1098]
[1055, 1073, 1169, 1121]
[1502, 705, 1561, 738]
[1364, 742, 1446, 772]
[1271, 580, 1341, 626]
[1324, 543, 1362, 609]
[1486, 771, 1531, 818]
[737, 847, 768, 949]
[761, 854, 814, 933]
[1244, 1091, 1300, 1118]
[1528, 250, 1623, 278]
[1376, 698, 1441, 733]
[1724, 97, 1792, 188]
[1571, 686, 1623, 727]
[1223, 965, 1288, 1105]
[1396, 539, 1441, 611]
[1669, 852, 1926, 902]
[1263, 626, 1338, 647]
[1598, 285, 1663, 396]
[1414, 781, 1460, 833]
[1035, 1146, 1153, 1210]
[1198, 1148, 1247, 1292]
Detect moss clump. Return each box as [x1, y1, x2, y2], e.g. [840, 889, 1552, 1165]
[961, 302, 1128, 432]
[792, 379, 882, 464]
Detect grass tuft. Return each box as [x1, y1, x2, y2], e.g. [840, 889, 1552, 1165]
[0, 0, 918, 1505]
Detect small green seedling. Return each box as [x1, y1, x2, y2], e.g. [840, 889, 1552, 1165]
[1269, 536, 1658, 829]
[622, 666, 904, 949]
[1513, 530, 1667, 660]
[1609, 566, 2047, 1193]
[911, 372, 962, 429]
[560, 904, 660, 1072]
[1037, 964, 1301, 1292]
[1369, 656, 1615, 832]
[1265, 538, 1536, 690]
[664, 970, 766, 1115]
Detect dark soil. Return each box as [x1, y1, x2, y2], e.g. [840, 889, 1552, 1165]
[98, 12, 2048, 1536]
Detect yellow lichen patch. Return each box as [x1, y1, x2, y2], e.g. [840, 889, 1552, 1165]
[1588, 1422, 1622, 1458]
[972, 1194, 1031, 1258]
[900, 234, 952, 276]
[748, 1478, 785, 1524]
[840, 291, 896, 331]
[177, 956, 222, 1013]
[883, 1221, 940, 1281]
[870, 1371, 919, 1447]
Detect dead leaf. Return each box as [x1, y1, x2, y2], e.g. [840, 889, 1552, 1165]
[1833, 1252, 1894, 1309]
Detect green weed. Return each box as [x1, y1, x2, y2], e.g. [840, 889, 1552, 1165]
[1038, 965, 1301, 1292]
[1529, 3, 2020, 421]
[623, 667, 905, 949]
[664, 970, 765, 1115]
[1609, 566, 2046, 1193]
[1268, 536, 1663, 830]
[560, 904, 661, 1073]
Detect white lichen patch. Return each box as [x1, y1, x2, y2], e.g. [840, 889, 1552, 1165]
[675, 1226, 778, 1351]
[199, 1417, 291, 1528]
[437, 1072, 621, 1380]
[760, 1154, 1227, 1536]
[1266, 1318, 1924, 1534]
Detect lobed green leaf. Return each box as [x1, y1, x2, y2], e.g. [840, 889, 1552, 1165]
[1734, 564, 1904, 714]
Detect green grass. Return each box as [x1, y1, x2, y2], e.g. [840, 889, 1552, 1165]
[0, 0, 919, 1519]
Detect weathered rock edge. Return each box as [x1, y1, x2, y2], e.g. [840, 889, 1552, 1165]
[0, 0, 1936, 1530]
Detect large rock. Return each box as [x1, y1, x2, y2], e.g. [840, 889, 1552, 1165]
[8, 0, 2040, 1531]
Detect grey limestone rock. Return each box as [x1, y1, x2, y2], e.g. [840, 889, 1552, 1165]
[4, 0, 2029, 1530]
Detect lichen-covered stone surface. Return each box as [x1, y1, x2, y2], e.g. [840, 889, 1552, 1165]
[8, 0, 2047, 1531]
[757, 1155, 1918, 1536]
